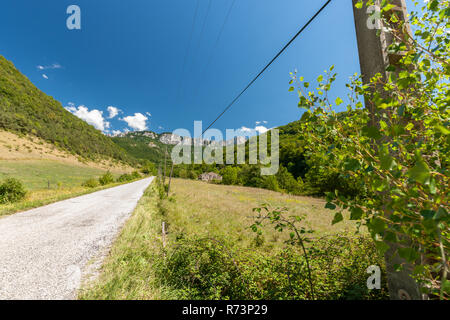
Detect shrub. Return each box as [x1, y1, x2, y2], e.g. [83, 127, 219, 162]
[221, 166, 239, 185]
[156, 234, 388, 300]
[131, 171, 141, 179]
[82, 178, 99, 188]
[262, 175, 280, 192]
[0, 178, 27, 204]
[117, 174, 133, 183]
[99, 171, 114, 186]
[141, 161, 157, 175]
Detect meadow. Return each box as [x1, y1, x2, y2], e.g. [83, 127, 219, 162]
[0, 159, 128, 216]
[80, 178, 388, 300]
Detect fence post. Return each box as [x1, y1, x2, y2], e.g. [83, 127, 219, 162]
[162, 221, 167, 248]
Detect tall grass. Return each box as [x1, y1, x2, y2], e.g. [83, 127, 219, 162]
[80, 179, 389, 300]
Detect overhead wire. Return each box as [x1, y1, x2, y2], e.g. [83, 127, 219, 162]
[200, 0, 333, 136]
[175, 0, 200, 105]
[192, 0, 237, 107]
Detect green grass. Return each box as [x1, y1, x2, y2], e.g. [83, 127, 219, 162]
[0, 159, 141, 217]
[0, 160, 109, 191]
[79, 179, 386, 300]
[79, 183, 164, 299]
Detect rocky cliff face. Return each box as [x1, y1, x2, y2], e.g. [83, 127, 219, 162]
[120, 131, 248, 147]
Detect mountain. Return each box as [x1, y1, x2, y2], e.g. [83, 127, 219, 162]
[0, 55, 134, 164]
[111, 131, 172, 165]
[111, 131, 248, 165]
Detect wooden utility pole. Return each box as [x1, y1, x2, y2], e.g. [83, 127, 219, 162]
[167, 162, 174, 197]
[352, 0, 422, 300]
[163, 147, 167, 184]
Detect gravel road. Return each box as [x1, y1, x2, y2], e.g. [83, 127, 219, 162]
[0, 177, 154, 300]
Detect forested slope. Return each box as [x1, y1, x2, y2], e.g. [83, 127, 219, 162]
[0, 55, 133, 163]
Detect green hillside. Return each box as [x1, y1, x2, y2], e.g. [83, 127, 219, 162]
[111, 132, 173, 165]
[0, 55, 133, 164]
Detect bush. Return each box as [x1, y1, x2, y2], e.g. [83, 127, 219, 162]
[141, 161, 157, 175]
[82, 178, 99, 188]
[221, 166, 239, 185]
[156, 234, 388, 300]
[99, 171, 114, 186]
[0, 178, 27, 204]
[131, 171, 141, 179]
[117, 174, 133, 183]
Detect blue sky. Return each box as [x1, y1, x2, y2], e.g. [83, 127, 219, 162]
[1, 0, 380, 136]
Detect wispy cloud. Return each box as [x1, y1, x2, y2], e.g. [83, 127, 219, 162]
[37, 63, 62, 70]
[42, 74, 49, 80]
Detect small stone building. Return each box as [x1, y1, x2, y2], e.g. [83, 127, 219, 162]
[198, 172, 223, 182]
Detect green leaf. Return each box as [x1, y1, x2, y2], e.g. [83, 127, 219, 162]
[420, 210, 435, 220]
[436, 125, 450, 135]
[362, 126, 382, 140]
[350, 207, 364, 220]
[398, 247, 419, 263]
[332, 212, 343, 225]
[442, 279, 450, 295]
[325, 202, 336, 210]
[369, 217, 386, 234]
[407, 157, 431, 184]
[344, 158, 361, 171]
[380, 154, 396, 170]
[434, 207, 448, 221]
[335, 97, 343, 106]
[375, 241, 390, 255]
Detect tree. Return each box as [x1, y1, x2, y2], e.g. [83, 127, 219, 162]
[291, 1, 449, 298]
[221, 166, 239, 185]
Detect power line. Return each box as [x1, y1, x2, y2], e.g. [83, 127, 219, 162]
[201, 0, 332, 136]
[175, 0, 200, 104]
[191, 0, 212, 73]
[193, 0, 237, 107]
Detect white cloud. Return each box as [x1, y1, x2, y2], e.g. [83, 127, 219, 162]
[255, 121, 261, 125]
[107, 106, 120, 119]
[111, 130, 122, 136]
[146, 112, 152, 117]
[236, 125, 269, 136]
[42, 74, 48, 79]
[121, 113, 148, 131]
[65, 105, 110, 132]
[37, 63, 62, 70]
[255, 126, 268, 134]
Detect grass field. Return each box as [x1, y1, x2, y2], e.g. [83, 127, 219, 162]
[0, 160, 109, 191]
[0, 159, 133, 217]
[161, 179, 358, 248]
[80, 179, 386, 300]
